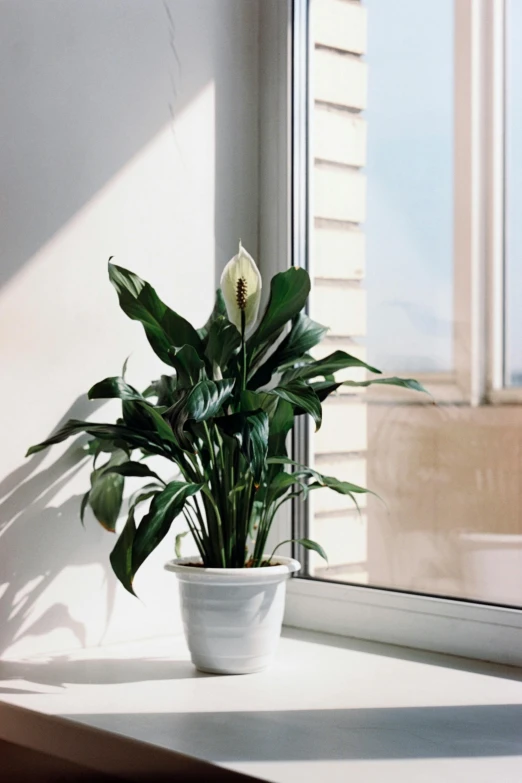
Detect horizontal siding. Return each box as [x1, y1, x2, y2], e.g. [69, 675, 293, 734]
[313, 222, 365, 279]
[314, 283, 366, 337]
[314, 105, 367, 166]
[314, 49, 367, 109]
[309, 513, 368, 569]
[314, 164, 366, 223]
[315, 399, 367, 454]
[313, 0, 367, 55]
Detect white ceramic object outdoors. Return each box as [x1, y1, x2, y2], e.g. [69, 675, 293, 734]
[164, 556, 301, 674]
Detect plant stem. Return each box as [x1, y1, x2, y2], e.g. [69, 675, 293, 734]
[241, 310, 247, 393]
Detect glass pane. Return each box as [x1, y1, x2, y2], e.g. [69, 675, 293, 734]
[506, 0, 522, 386]
[306, 0, 522, 607]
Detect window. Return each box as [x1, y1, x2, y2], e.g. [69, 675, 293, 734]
[290, 0, 522, 622]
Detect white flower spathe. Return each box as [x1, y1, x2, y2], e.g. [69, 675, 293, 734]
[220, 242, 262, 338]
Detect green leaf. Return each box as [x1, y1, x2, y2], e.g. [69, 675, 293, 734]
[198, 289, 227, 340]
[80, 491, 90, 527]
[295, 538, 328, 563]
[267, 398, 295, 462]
[243, 410, 269, 486]
[88, 451, 127, 532]
[142, 375, 177, 406]
[168, 345, 205, 388]
[340, 376, 431, 395]
[270, 537, 328, 564]
[27, 419, 175, 460]
[99, 461, 165, 483]
[286, 349, 382, 382]
[205, 316, 241, 373]
[88, 377, 144, 402]
[132, 481, 202, 577]
[108, 262, 203, 365]
[249, 313, 328, 389]
[166, 378, 235, 447]
[270, 380, 322, 431]
[175, 530, 190, 558]
[109, 507, 137, 595]
[248, 267, 311, 359]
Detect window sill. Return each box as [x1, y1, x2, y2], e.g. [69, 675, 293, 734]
[1, 628, 522, 783]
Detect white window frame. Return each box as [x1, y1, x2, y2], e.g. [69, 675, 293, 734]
[258, 0, 522, 667]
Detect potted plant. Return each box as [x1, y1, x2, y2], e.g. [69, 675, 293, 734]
[27, 244, 424, 674]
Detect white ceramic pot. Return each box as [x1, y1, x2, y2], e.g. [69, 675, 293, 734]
[164, 556, 301, 674]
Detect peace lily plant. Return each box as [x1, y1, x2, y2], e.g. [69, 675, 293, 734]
[27, 244, 424, 673]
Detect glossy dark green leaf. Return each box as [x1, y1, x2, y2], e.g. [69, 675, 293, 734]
[215, 405, 269, 486]
[108, 262, 203, 364]
[270, 380, 322, 431]
[249, 313, 328, 389]
[99, 461, 165, 483]
[248, 267, 311, 359]
[168, 345, 205, 388]
[88, 377, 144, 402]
[132, 481, 203, 576]
[205, 316, 241, 372]
[88, 450, 127, 532]
[267, 398, 295, 461]
[142, 375, 177, 406]
[109, 507, 137, 595]
[286, 350, 381, 382]
[166, 379, 235, 446]
[243, 410, 269, 486]
[27, 419, 175, 460]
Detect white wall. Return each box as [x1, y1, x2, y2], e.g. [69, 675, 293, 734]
[0, 0, 259, 658]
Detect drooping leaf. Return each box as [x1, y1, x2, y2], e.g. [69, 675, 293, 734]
[249, 313, 328, 389]
[27, 419, 175, 460]
[285, 349, 381, 382]
[205, 316, 241, 373]
[108, 262, 203, 365]
[132, 481, 203, 577]
[294, 537, 328, 563]
[266, 455, 375, 506]
[88, 450, 127, 532]
[270, 380, 322, 431]
[248, 267, 311, 359]
[109, 507, 137, 595]
[311, 376, 431, 400]
[88, 377, 144, 402]
[269, 537, 328, 564]
[99, 461, 165, 483]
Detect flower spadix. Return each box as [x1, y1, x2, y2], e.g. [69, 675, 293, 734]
[220, 242, 262, 338]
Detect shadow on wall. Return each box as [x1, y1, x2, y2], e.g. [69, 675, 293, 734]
[0, 0, 208, 289]
[0, 1, 259, 655]
[0, 397, 112, 656]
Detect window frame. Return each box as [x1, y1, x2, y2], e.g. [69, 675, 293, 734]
[259, 0, 522, 666]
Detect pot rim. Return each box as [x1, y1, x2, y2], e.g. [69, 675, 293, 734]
[164, 555, 301, 578]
